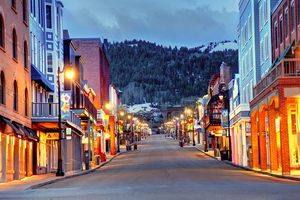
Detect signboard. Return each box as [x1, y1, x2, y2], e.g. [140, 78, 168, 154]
[221, 109, 229, 128]
[66, 128, 71, 140]
[60, 91, 72, 120]
[46, 133, 59, 140]
[188, 118, 193, 131]
[104, 115, 109, 132]
[118, 120, 123, 133]
[246, 122, 251, 133]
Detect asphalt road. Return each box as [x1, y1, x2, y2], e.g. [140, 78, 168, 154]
[1, 135, 300, 200]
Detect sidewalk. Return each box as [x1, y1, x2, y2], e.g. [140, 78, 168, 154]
[179, 140, 300, 182]
[0, 145, 127, 192]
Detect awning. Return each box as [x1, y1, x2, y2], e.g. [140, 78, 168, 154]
[0, 116, 24, 139]
[12, 122, 39, 142]
[24, 126, 39, 140]
[31, 65, 54, 92]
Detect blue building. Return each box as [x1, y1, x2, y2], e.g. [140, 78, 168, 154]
[230, 0, 278, 167]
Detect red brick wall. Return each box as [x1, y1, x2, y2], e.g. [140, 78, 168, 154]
[259, 106, 268, 171]
[0, 0, 31, 127]
[251, 112, 259, 169]
[278, 85, 291, 175]
[269, 101, 279, 172]
[72, 39, 110, 111]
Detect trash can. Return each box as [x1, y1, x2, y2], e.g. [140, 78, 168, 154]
[179, 141, 183, 147]
[134, 144, 137, 150]
[95, 155, 100, 165]
[220, 150, 228, 160]
[214, 149, 220, 157]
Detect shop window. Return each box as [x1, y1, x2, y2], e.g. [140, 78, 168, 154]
[292, 147, 298, 164]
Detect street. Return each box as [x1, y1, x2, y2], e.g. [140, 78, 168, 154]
[1, 135, 300, 200]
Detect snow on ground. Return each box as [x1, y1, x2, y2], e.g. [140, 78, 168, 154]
[126, 103, 153, 113]
[210, 42, 238, 53]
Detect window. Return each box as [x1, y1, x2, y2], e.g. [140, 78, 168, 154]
[25, 88, 28, 116]
[47, 53, 53, 72]
[259, 6, 263, 30]
[249, 48, 253, 71]
[285, 9, 289, 38]
[13, 80, 18, 111]
[250, 80, 253, 100]
[245, 53, 248, 75]
[265, 34, 268, 60]
[292, 3, 295, 31]
[46, 5, 52, 29]
[275, 24, 278, 49]
[280, 18, 283, 43]
[241, 28, 244, 48]
[298, 0, 300, 25]
[12, 29, 17, 59]
[24, 41, 28, 69]
[33, 0, 36, 18]
[264, 0, 267, 23]
[242, 58, 245, 79]
[0, 14, 3, 48]
[244, 23, 247, 42]
[249, 15, 252, 38]
[260, 40, 264, 64]
[30, 0, 33, 14]
[0, 71, 5, 105]
[38, 0, 41, 24]
[11, 0, 16, 9]
[23, 0, 27, 22]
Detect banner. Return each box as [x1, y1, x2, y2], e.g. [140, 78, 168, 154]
[188, 118, 193, 131]
[221, 109, 229, 128]
[104, 115, 109, 132]
[118, 120, 123, 133]
[60, 91, 72, 120]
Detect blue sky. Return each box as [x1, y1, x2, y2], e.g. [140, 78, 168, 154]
[62, 0, 240, 48]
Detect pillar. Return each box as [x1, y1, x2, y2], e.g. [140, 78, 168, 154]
[259, 107, 268, 171]
[251, 113, 259, 169]
[279, 88, 291, 175]
[109, 116, 116, 155]
[241, 122, 247, 167]
[91, 122, 95, 167]
[269, 101, 278, 172]
[1, 133, 7, 183]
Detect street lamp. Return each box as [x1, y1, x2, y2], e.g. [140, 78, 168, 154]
[56, 65, 74, 177]
[117, 110, 124, 153]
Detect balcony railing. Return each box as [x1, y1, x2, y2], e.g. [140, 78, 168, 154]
[205, 112, 221, 126]
[32, 102, 81, 127]
[253, 58, 300, 98]
[71, 94, 97, 120]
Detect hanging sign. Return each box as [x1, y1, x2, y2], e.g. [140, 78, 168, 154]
[66, 128, 72, 140]
[60, 91, 72, 121]
[221, 109, 229, 128]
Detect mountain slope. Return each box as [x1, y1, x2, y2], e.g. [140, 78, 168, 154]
[107, 40, 238, 106]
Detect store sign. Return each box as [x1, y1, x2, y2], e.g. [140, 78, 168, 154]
[66, 128, 72, 140]
[46, 133, 59, 140]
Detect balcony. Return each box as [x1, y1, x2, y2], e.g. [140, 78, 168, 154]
[205, 112, 221, 127]
[253, 58, 300, 98]
[71, 94, 97, 120]
[32, 102, 81, 128]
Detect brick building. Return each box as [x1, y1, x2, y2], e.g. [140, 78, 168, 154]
[71, 38, 110, 160]
[0, 0, 35, 182]
[250, 0, 300, 175]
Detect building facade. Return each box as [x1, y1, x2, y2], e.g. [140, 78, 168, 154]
[250, 0, 300, 175]
[0, 0, 36, 182]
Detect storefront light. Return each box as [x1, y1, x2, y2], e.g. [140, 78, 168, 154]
[12, 136, 15, 146]
[24, 140, 27, 149]
[0, 132, 1, 142]
[7, 135, 9, 144]
[19, 139, 22, 147]
[30, 142, 32, 150]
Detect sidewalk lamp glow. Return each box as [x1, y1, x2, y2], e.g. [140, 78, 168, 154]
[106, 103, 111, 110]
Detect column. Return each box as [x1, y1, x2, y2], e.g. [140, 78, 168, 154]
[259, 107, 268, 171]
[241, 122, 247, 167]
[269, 101, 278, 172]
[109, 116, 116, 155]
[251, 112, 259, 169]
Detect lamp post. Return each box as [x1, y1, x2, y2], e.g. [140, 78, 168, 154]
[56, 65, 74, 177]
[117, 111, 124, 153]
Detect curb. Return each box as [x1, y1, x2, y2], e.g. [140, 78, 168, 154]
[26, 150, 128, 190]
[194, 146, 300, 182]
